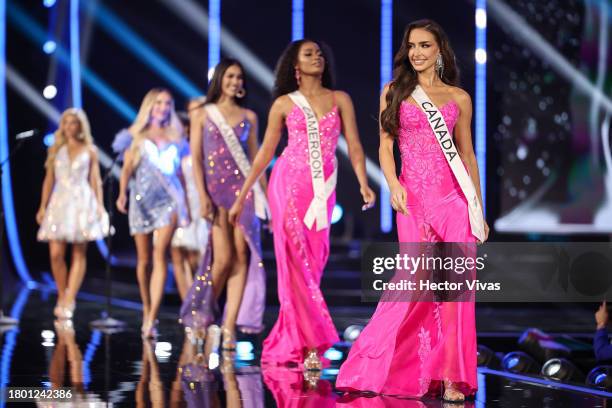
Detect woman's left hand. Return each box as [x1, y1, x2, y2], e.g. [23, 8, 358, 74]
[360, 185, 376, 210]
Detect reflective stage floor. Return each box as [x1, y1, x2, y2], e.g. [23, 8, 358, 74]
[0, 285, 610, 407]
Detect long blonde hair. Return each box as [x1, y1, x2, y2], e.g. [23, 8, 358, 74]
[128, 88, 184, 166]
[45, 108, 94, 169]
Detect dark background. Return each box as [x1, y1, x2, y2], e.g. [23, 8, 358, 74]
[5, 0, 609, 280]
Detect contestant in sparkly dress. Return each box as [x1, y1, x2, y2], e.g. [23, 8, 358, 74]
[170, 98, 209, 300]
[37, 108, 108, 320]
[229, 40, 376, 369]
[180, 59, 267, 349]
[115, 88, 190, 338]
[336, 20, 489, 403]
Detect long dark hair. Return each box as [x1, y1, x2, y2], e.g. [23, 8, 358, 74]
[205, 58, 247, 106]
[273, 39, 335, 100]
[381, 19, 460, 137]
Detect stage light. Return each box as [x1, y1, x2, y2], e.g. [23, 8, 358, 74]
[475, 0, 487, 213]
[324, 347, 343, 361]
[43, 133, 54, 147]
[236, 341, 253, 355]
[541, 358, 583, 382]
[343, 325, 363, 343]
[236, 341, 255, 361]
[477, 344, 501, 369]
[502, 351, 541, 374]
[475, 8, 487, 28]
[208, 0, 220, 72]
[43, 84, 57, 99]
[331, 204, 343, 224]
[475, 48, 487, 65]
[209, 352, 219, 369]
[43, 0, 56, 7]
[155, 341, 172, 361]
[292, 0, 303, 41]
[518, 328, 570, 362]
[41, 330, 54, 340]
[42, 40, 56, 54]
[207, 66, 215, 82]
[587, 366, 612, 390]
[379, 0, 393, 233]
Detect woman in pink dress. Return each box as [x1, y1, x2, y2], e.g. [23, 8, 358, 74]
[336, 20, 489, 402]
[229, 39, 376, 369]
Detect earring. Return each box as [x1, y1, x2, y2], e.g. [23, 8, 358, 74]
[236, 88, 246, 98]
[435, 54, 444, 78]
[295, 68, 301, 85]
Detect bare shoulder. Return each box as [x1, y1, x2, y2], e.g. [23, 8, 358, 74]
[382, 81, 393, 95]
[192, 105, 207, 122]
[244, 108, 258, 124]
[88, 144, 99, 159]
[271, 95, 294, 117]
[449, 86, 472, 105]
[333, 90, 353, 106]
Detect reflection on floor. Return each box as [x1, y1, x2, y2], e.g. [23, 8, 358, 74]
[0, 285, 610, 407]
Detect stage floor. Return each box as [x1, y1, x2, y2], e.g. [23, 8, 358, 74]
[0, 284, 610, 407]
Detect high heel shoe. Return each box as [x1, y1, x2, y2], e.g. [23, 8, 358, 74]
[442, 381, 465, 403]
[303, 349, 322, 371]
[221, 326, 236, 351]
[55, 302, 75, 320]
[304, 369, 321, 389]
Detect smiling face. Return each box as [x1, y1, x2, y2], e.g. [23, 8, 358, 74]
[61, 113, 82, 141]
[407, 28, 440, 73]
[295, 41, 325, 76]
[149, 91, 173, 125]
[220, 64, 244, 99]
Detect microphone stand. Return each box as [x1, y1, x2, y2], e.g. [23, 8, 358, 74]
[0, 138, 26, 326]
[90, 151, 125, 330]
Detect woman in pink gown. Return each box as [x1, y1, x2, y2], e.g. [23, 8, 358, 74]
[336, 20, 489, 402]
[229, 39, 376, 369]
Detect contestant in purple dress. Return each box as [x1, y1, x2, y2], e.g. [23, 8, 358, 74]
[180, 59, 267, 350]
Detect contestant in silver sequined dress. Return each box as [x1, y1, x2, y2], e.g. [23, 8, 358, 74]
[36, 108, 108, 320]
[115, 88, 190, 338]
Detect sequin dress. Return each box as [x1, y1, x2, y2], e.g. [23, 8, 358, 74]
[180, 115, 265, 334]
[260, 99, 341, 365]
[118, 130, 190, 235]
[171, 155, 209, 251]
[336, 100, 478, 397]
[37, 145, 108, 243]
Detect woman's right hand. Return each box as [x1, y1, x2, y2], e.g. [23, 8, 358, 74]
[36, 207, 45, 225]
[200, 195, 214, 221]
[228, 198, 244, 227]
[390, 183, 409, 216]
[116, 193, 128, 214]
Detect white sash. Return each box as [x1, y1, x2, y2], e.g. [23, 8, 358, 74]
[288, 91, 338, 231]
[411, 85, 485, 242]
[204, 104, 270, 220]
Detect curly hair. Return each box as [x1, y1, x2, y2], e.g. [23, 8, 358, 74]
[273, 39, 335, 100]
[204, 58, 248, 107]
[380, 19, 460, 138]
